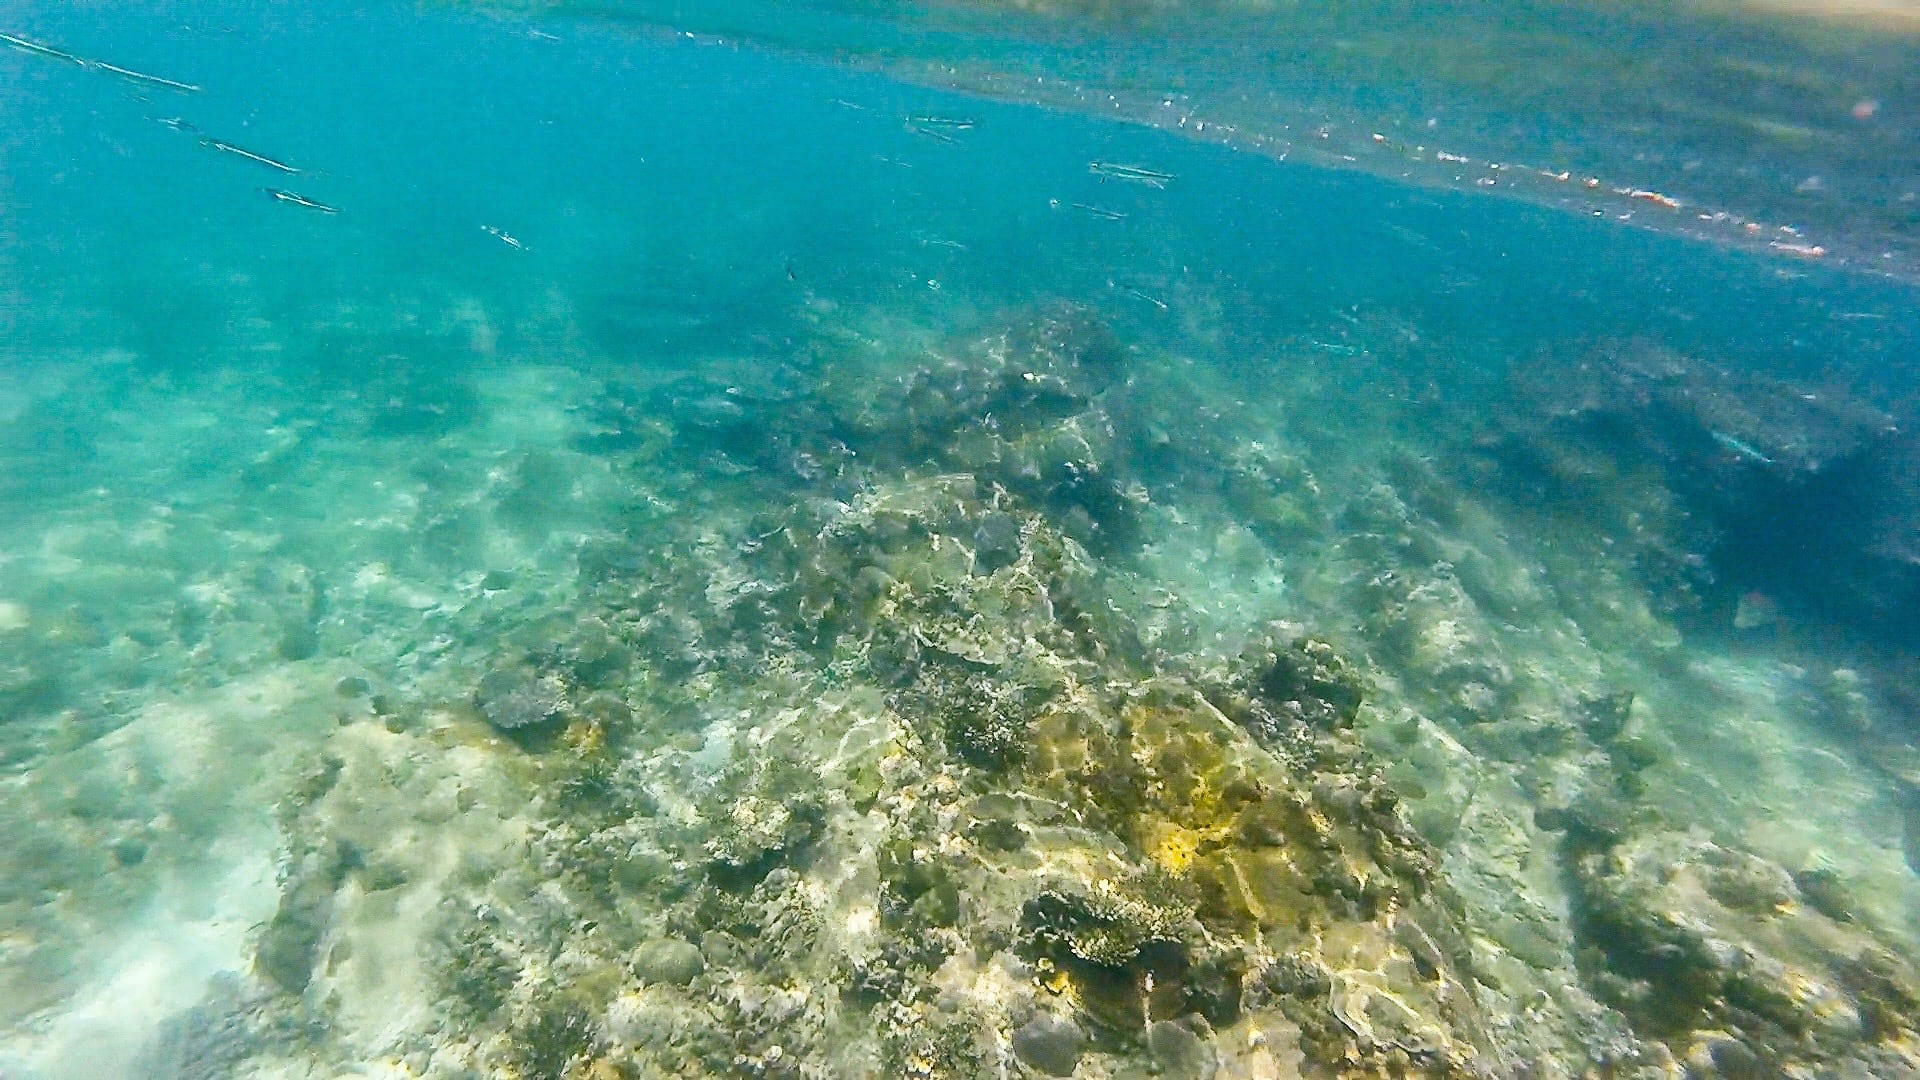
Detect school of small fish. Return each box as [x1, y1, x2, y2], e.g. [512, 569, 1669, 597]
[2, 27, 544, 243]
[4, 24, 1197, 304]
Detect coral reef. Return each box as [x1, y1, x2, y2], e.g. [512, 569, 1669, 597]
[1570, 828, 1920, 1075]
[13, 298, 1920, 1080]
[1478, 339, 1920, 644]
[255, 307, 1581, 1078]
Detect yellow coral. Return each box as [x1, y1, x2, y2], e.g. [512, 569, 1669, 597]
[1034, 958, 1073, 998]
[1145, 819, 1231, 875]
[1150, 823, 1203, 874]
[563, 718, 605, 756]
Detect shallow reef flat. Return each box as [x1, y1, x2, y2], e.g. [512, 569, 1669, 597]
[4, 293, 1920, 1079]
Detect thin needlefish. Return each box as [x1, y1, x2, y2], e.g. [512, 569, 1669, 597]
[91, 60, 201, 92]
[1110, 281, 1169, 310]
[905, 123, 958, 144]
[1711, 431, 1773, 465]
[1049, 199, 1127, 220]
[1088, 161, 1175, 188]
[482, 225, 526, 250]
[0, 31, 86, 65]
[201, 136, 300, 173]
[263, 188, 340, 214]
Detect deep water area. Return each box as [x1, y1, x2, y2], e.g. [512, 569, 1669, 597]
[5, 5, 1920, 1079]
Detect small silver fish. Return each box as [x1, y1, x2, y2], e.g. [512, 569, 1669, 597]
[1306, 340, 1360, 356]
[91, 60, 201, 92]
[201, 136, 299, 173]
[1049, 199, 1127, 221]
[905, 123, 958, 144]
[1089, 161, 1175, 188]
[1110, 280, 1168, 310]
[263, 188, 339, 214]
[482, 225, 526, 250]
[913, 233, 967, 251]
[0, 31, 86, 65]
[1711, 431, 1773, 465]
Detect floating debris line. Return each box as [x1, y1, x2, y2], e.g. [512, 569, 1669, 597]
[1354, 127, 1842, 260]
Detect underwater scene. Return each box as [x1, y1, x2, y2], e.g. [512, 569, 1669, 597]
[4, 2, 1920, 1077]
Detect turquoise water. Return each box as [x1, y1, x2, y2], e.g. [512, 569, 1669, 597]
[502, 0, 1920, 275]
[5, 4, 1920, 1078]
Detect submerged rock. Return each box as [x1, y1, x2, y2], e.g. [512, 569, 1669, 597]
[1253, 637, 1367, 732]
[133, 975, 260, 1080]
[700, 759, 828, 886]
[1011, 1012, 1087, 1077]
[1021, 869, 1199, 970]
[475, 665, 568, 732]
[632, 938, 705, 986]
[1571, 828, 1920, 1070]
[1147, 1016, 1217, 1079]
[255, 837, 356, 994]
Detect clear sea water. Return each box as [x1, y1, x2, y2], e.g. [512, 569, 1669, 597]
[4, 3, 1920, 1077]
